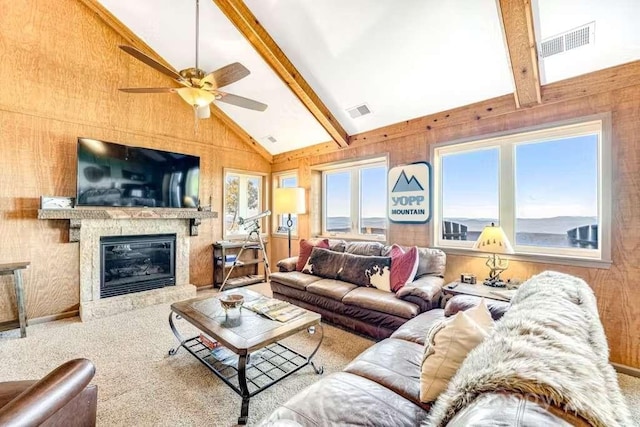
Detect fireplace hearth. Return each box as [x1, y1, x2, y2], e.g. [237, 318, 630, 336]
[100, 234, 176, 298]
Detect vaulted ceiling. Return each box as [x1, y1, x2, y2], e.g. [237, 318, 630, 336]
[97, 0, 640, 156]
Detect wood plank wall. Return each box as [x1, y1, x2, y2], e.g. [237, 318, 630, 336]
[271, 74, 640, 369]
[0, 0, 270, 322]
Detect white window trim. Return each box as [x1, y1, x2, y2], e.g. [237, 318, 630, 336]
[272, 169, 299, 238]
[313, 156, 388, 242]
[223, 168, 268, 239]
[431, 115, 612, 267]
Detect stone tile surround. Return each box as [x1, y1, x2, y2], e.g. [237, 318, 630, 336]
[79, 218, 196, 321]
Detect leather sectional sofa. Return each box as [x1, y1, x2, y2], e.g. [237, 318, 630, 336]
[269, 240, 447, 339]
[262, 272, 631, 426]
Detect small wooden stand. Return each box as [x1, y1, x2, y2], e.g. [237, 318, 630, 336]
[0, 262, 30, 338]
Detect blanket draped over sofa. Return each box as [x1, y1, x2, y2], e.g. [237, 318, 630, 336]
[427, 271, 633, 427]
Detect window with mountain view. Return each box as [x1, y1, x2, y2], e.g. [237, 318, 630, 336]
[322, 159, 387, 239]
[433, 119, 610, 262]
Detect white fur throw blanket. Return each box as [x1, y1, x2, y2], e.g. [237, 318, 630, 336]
[427, 271, 633, 426]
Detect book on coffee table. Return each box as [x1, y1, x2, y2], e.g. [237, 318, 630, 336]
[243, 297, 306, 322]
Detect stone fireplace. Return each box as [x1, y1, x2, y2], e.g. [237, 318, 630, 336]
[78, 217, 196, 321]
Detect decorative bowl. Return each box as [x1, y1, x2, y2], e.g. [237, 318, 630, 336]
[220, 294, 244, 311]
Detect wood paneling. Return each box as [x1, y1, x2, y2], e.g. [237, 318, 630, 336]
[212, 0, 349, 148]
[0, 0, 270, 323]
[271, 74, 640, 369]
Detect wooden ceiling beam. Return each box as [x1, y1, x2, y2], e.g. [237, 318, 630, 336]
[78, 0, 273, 163]
[212, 0, 350, 149]
[497, 0, 542, 108]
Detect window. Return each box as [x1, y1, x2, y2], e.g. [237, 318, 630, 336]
[223, 169, 265, 238]
[321, 159, 388, 240]
[433, 118, 610, 262]
[273, 171, 299, 235]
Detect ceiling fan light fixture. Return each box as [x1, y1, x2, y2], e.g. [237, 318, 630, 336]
[196, 105, 211, 119]
[177, 87, 215, 107]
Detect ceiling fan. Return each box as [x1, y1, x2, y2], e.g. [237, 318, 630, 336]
[118, 0, 267, 120]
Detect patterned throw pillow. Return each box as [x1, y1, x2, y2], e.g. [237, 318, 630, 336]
[337, 252, 392, 292]
[388, 244, 420, 292]
[296, 238, 330, 271]
[302, 247, 345, 279]
[420, 299, 494, 402]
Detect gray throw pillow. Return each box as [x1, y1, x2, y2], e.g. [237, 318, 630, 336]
[302, 247, 345, 279]
[338, 252, 392, 291]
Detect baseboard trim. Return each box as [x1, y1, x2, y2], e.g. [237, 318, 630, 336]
[612, 362, 640, 377]
[0, 310, 79, 332]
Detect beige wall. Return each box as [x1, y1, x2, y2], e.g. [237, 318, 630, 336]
[0, 0, 270, 321]
[271, 80, 640, 369]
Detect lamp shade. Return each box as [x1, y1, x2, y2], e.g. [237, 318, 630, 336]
[473, 223, 514, 254]
[273, 187, 306, 214]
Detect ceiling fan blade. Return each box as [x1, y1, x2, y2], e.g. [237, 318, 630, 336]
[201, 62, 250, 90]
[119, 45, 183, 81]
[119, 88, 177, 93]
[217, 92, 268, 111]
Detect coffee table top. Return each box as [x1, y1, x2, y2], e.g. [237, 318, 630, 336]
[171, 288, 321, 354]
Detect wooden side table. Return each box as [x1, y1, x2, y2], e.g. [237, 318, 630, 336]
[0, 262, 30, 338]
[442, 281, 516, 303]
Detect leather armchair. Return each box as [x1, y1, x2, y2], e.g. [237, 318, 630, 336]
[0, 358, 97, 427]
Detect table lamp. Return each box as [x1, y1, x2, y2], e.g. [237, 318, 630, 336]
[472, 223, 514, 287]
[273, 187, 306, 258]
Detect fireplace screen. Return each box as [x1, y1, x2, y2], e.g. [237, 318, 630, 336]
[100, 234, 176, 298]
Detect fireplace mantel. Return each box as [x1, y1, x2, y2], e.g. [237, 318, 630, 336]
[38, 208, 217, 242]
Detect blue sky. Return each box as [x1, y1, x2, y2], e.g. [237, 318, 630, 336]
[442, 135, 598, 219]
[326, 166, 387, 218]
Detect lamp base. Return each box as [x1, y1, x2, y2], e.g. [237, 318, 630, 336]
[483, 278, 507, 288]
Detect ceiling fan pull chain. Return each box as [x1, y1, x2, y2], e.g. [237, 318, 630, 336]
[195, 0, 200, 70]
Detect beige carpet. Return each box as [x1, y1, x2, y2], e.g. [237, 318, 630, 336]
[1, 292, 639, 426]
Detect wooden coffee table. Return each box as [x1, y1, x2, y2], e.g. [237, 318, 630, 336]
[168, 288, 323, 425]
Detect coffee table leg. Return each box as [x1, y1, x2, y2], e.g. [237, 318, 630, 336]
[14, 270, 27, 338]
[237, 354, 250, 425]
[307, 324, 324, 375]
[168, 311, 185, 356]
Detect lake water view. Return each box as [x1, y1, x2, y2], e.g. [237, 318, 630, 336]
[326, 216, 598, 249]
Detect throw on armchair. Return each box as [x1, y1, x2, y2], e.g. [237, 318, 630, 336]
[0, 358, 97, 427]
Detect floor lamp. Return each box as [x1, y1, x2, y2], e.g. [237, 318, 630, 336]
[273, 187, 306, 258]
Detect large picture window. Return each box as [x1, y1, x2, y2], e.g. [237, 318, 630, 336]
[321, 159, 387, 240]
[433, 118, 611, 263]
[223, 169, 265, 238]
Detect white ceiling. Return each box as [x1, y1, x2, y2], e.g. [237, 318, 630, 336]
[98, 0, 640, 155]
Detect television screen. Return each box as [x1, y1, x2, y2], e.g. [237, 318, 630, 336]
[77, 138, 200, 208]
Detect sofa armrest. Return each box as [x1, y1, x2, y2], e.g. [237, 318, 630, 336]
[444, 294, 510, 320]
[396, 275, 444, 309]
[276, 257, 299, 272]
[0, 358, 96, 427]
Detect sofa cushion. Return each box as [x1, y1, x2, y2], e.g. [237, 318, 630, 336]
[390, 309, 446, 345]
[389, 245, 419, 292]
[344, 338, 426, 408]
[258, 372, 429, 427]
[416, 247, 447, 278]
[269, 271, 322, 291]
[444, 294, 510, 320]
[343, 287, 419, 319]
[327, 239, 347, 253]
[420, 300, 493, 402]
[338, 252, 392, 291]
[296, 238, 329, 271]
[306, 279, 358, 302]
[345, 241, 384, 256]
[302, 247, 344, 279]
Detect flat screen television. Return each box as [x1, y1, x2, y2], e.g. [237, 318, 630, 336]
[77, 138, 200, 208]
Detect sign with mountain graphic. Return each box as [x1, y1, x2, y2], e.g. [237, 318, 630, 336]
[388, 162, 431, 223]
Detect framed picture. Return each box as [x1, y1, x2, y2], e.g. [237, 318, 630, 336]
[40, 196, 75, 209]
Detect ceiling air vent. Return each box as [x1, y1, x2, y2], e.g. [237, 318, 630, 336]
[263, 135, 277, 144]
[539, 22, 595, 59]
[346, 103, 372, 119]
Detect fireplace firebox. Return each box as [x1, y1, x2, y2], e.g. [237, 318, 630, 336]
[100, 234, 176, 298]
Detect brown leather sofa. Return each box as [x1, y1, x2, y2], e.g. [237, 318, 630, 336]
[270, 240, 447, 339]
[260, 298, 583, 426]
[0, 358, 97, 426]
